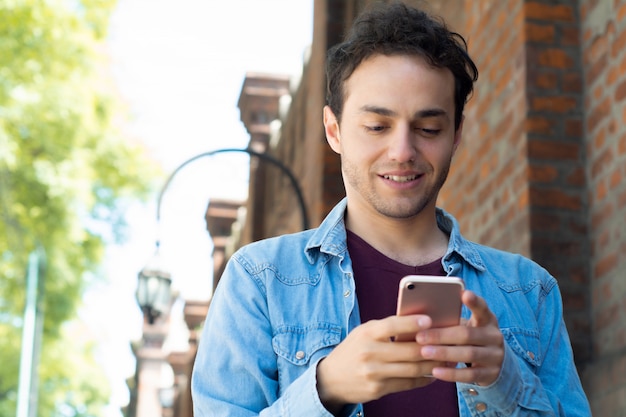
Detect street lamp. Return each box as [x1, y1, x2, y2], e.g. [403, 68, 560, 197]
[135, 147, 308, 324]
[136, 252, 172, 324]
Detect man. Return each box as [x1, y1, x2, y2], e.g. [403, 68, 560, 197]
[191, 3, 591, 416]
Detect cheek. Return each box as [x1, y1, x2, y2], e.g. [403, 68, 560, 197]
[422, 142, 456, 165]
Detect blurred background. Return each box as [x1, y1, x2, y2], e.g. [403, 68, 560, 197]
[1, 0, 312, 416]
[3, 0, 626, 416]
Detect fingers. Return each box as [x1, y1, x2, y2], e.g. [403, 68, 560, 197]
[365, 314, 433, 341]
[316, 315, 442, 407]
[417, 339, 503, 386]
[414, 291, 504, 386]
[463, 290, 498, 327]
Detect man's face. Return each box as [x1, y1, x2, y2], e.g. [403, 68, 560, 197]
[324, 53, 462, 221]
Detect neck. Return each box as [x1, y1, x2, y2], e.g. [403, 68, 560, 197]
[345, 205, 449, 267]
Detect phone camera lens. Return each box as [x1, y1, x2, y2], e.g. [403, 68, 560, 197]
[407, 284, 415, 290]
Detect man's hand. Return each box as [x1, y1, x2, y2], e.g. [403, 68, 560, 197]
[416, 290, 504, 386]
[316, 314, 445, 414]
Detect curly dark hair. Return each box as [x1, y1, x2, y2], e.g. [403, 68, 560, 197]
[325, 2, 478, 130]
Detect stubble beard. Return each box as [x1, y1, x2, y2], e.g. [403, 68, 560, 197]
[342, 156, 452, 219]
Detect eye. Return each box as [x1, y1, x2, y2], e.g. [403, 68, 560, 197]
[365, 124, 388, 133]
[417, 128, 441, 137]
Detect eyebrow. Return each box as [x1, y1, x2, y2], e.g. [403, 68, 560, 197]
[359, 105, 449, 120]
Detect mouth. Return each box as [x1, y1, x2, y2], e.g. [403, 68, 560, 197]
[382, 174, 421, 183]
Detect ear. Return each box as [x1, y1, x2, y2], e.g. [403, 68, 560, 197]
[452, 115, 464, 155]
[323, 105, 342, 154]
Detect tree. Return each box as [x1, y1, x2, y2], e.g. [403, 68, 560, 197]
[0, 0, 159, 415]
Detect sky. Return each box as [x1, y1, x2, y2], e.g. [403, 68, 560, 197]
[83, 1, 314, 415]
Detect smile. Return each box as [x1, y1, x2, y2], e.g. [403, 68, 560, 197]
[382, 174, 420, 183]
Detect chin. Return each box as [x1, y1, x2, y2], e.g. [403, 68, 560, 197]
[374, 200, 430, 219]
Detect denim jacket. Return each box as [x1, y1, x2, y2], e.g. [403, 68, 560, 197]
[192, 198, 591, 416]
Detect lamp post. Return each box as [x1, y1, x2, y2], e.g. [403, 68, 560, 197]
[155, 147, 309, 238]
[135, 147, 308, 323]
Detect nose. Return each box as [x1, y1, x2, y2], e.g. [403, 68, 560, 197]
[387, 125, 417, 163]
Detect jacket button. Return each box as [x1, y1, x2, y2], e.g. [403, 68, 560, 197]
[475, 402, 487, 412]
[343, 290, 351, 297]
[295, 351, 305, 360]
[467, 388, 478, 396]
[527, 351, 535, 360]
[356, 412, 363, 417]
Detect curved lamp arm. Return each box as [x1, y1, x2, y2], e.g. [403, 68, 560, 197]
[155, 147, 309, 248]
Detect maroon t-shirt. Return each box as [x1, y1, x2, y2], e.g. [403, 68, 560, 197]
[347, 230, 460, 417]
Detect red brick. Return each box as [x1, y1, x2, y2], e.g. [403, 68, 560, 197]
[609, 119, 617, 135]
[592, 127, 606, 150]
[531, 71, 558, 90]
[494, 67, 513, 97]
[619, 1, 626, 22]
[610, 168, 622, 188]
[526, 116, 555, 134]
[612, 26, 626, 59]
[608, 63, 621, 85]
[563, 72, 583, 93]
[591, 83, 604, 101]
[587, 97, 611, 133]
[532, 96, 578, 113]
[528, 140, 580, 160]
[585, 54, 609, 87]
[591, 202, 614, 229]
[591, 148, 614, 178]
[561, 26, 580, 46]
[525, 3, 575, 22]
[619, 52, 626, 75]
[526, 22, 555, 42]
[538, 48, 574, 69]
[615, 79, 626, 102]
[595, 179, 607, 200]
[529, 187, 582, 210]
[620, 189, 626, 210]
[580, 2, 590, 20]
[565, 118, 583, 137]
[585, 32, 608, 65]
[529, 163, 558, 183]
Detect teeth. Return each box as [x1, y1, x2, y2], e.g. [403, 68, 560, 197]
[383, 174, 418, 182]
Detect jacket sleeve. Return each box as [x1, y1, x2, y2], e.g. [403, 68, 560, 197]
[458, 275, 591, 416]
[190, 254, 336, 417]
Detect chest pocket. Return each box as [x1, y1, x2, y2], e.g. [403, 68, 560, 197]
[502, 327, 542, 368]
[272, 323, 342, 390]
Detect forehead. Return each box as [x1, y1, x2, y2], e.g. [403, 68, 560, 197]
[343, 54, 456, 114]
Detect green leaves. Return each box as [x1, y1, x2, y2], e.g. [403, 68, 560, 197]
[0, 0, 160, 415]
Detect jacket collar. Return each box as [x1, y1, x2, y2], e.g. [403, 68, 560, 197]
[305, 198, 486, 271]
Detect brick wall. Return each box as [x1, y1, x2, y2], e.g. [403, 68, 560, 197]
[438, 0, 595, 365]
[579, 0, 626, 415]
[438, 0, 532, 258]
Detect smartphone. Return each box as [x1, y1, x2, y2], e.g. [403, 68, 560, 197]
[395, 275, 465, 342]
